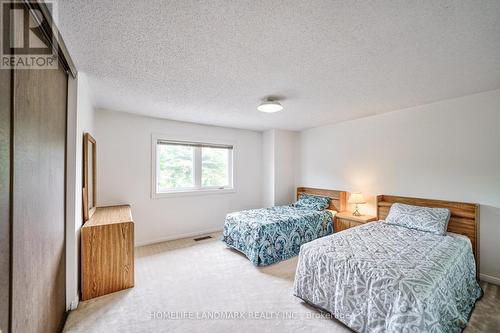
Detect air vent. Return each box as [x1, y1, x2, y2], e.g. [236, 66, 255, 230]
[193, 235, 213, 242]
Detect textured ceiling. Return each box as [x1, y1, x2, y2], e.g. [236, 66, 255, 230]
[55, 0, 500, 131]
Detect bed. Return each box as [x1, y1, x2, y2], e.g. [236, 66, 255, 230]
[222, 188, 346, 266]
[293, 195, 482, 333]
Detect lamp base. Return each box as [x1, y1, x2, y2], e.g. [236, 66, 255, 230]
[352, 204, 361, 216]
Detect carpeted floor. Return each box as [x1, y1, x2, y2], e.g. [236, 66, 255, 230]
[64, 232, 500, 333]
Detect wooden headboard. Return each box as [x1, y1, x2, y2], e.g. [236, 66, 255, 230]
[296, 187, 347, 212]
[377, 195, 480, 273]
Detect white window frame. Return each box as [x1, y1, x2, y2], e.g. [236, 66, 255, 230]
[151, 133, 235, 198]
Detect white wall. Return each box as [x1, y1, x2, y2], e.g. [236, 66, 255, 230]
[274, 130, 299, 205]
[66, 72, 94, 310]
[262, 130, 275, 207]
[261, 129, 299, 207]
[94, 109, 262, 246]
[299, 89, 500, 283]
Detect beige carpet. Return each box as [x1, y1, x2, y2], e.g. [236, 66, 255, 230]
[64, 232, 500, 333]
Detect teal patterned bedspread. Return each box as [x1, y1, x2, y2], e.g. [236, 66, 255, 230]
[294, 222, 483, 333]
[222, 205, 333, 266]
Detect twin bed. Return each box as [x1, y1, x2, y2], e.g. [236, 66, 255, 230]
[222, 188, 482, 333]
[222, 188, 346, 266]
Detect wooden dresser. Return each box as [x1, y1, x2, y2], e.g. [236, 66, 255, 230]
[81, 205, 134, 300]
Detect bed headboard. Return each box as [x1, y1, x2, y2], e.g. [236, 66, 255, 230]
[377, 195, 480, 273]
[296, 187, 347, 212]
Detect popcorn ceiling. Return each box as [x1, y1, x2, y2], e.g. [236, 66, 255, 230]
[56, 0, 500, 131]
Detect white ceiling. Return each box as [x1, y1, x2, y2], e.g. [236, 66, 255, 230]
[55, 0, 500, 131]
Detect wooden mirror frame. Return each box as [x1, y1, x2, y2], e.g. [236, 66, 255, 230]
[83, 133, 96, 222]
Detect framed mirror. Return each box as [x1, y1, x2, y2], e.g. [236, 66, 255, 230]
[83, 133, 96, 222]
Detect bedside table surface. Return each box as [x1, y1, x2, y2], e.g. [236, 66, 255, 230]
[336, 211, 377, 223]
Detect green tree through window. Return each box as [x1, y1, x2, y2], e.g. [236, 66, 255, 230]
[202, 147, 229, 187]
[155, 140, 232, 193]
[157, 145, 194, 190]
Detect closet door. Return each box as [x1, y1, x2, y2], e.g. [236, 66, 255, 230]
[0, 63, 11, 333]
[11, 67, 68, 333]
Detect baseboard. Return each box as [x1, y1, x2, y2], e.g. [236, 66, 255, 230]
[135, 228, 223, 247]
[480, 273, 500, 286]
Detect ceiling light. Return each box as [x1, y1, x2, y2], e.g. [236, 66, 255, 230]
[257, 99, 284, 113]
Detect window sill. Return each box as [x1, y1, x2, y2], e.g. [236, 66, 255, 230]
[152, 188, 236, 199]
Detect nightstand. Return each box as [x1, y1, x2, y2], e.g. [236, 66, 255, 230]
[334, 211, 377, 232]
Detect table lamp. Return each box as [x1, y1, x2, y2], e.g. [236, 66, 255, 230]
[348, 192, 366, 216]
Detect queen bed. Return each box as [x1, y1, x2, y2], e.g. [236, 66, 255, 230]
[293, 195, 482, 333]
[222, 188, 346, 266]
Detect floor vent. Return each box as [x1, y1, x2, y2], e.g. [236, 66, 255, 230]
[193, 235, 213, 242]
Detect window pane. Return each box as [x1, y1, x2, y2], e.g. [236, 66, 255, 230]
[157, 144, 194, 191]
[202, 147, 229, 187]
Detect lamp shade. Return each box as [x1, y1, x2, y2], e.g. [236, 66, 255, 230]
[348, 192, 366, 204]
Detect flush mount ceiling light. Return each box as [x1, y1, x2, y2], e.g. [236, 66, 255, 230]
[257, 98, 284, 113]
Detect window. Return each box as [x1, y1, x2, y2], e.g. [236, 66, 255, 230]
[153, 136, 234, 197]
[156, 143, 195, 190]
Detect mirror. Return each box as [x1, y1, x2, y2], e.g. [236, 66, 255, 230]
[83, 133, 96, 222]
[87, 143, 94, 210]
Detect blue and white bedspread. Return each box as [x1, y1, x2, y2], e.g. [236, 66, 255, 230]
[293, 222, 482, 333]
[222, 206, 333, 266]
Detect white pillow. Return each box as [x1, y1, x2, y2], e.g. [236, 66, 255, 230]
[385, 203, 450, 235]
